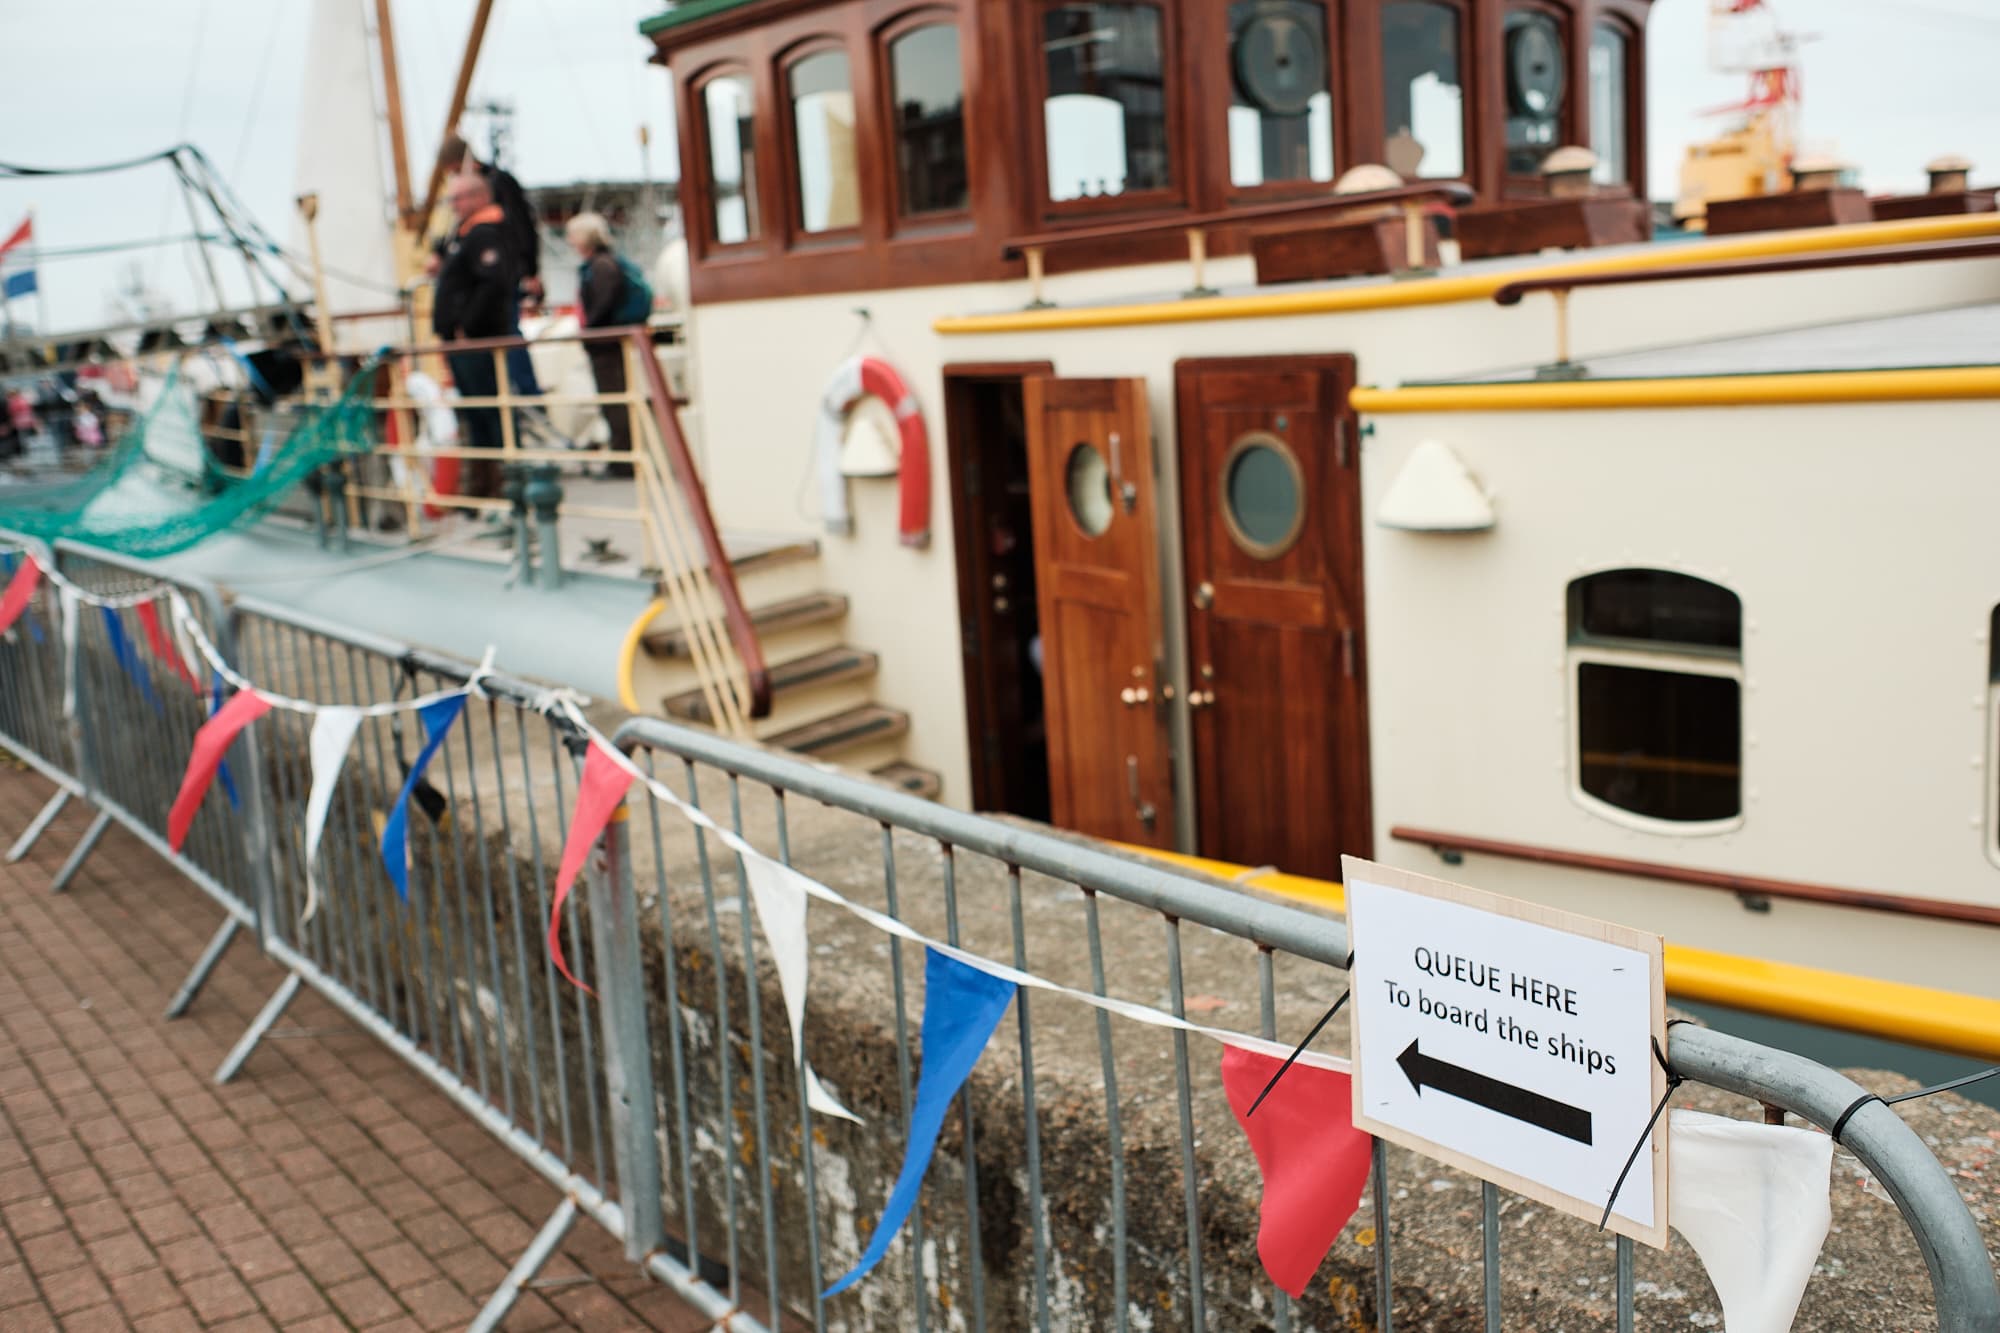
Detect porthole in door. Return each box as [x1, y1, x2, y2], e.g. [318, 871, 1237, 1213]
[1065, 442, 1115, 537]
[1220, 431, 1305, 558]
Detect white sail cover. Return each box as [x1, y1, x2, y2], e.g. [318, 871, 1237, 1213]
[291, 0, 402, 339]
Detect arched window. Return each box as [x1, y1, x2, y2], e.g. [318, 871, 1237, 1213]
[700, 71, 760, 245]
[1379, 1, 1464, 179]
[1041, 2, 1172, 203]
[888, 21, 968, 217]
[1226, 0, 1335, 189]
[1504, 7, 1568, 177]
[788, 47, 861, 234]
[1568, 570, 1743, 828]
[1588, 21, 1631, 185]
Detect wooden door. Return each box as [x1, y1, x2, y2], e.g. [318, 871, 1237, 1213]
[1176, 356, 1371, 878]
[1022, 377, 1175, 848]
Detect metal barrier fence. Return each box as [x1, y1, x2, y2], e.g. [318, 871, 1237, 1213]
[3, 529, 1997, 1330]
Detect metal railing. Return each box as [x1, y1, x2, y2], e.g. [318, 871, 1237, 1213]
[3, 529, 1996, 1330]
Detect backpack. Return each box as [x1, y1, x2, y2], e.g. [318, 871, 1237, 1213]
[611, 255, 654, 325]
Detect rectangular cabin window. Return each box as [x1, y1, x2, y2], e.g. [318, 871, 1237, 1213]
[1589, 23, 1629, 185]
[790, 50, 861, 233]
[1380, 2, 1464, 179]
[1042, 3, 1171, 202]
[1504, 9, 1567, 176]
[891, 23, 969, 216]
[1568, 569, 1743, 829]
[703, 74, 760, 244]
[1226, 0, 1335, 188]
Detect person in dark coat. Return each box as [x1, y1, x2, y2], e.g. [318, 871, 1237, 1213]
[438, 133, 543, 396]
[433, 170, 518, 499]
[565, 212, 638, 480]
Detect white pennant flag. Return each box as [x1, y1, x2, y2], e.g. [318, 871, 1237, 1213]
[741, 856, 863, 1124]
[167, 592, 208, 687]
[1667, 1108, 1833, 1333]
[58, 586, 79, 717]
[302, 708, 364, 925]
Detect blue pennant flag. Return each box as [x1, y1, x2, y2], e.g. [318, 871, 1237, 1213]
[824, 948, 1016, 1298]
[211, 673, 240, 809]
[100, 606, 161, 713]
[380, 694, 466, 901]
[3, 268, 35, 301]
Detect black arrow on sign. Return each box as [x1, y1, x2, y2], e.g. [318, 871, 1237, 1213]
[1397, 1039, 1593, 1145]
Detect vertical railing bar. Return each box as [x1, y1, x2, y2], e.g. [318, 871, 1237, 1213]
[1163, 916, 1206, 1331]
[340, 644, 393, 1030]
[1084, 889, 1128, 1333]
[392, 670, 450, 1067]
[641, 753, 702, 1280]
[773, 787, 827, 1333]
[430, 670, 492, 1104]
[726, 775, 783, 1325]
[1616, 1235, 1634, 1333]
[462, 689, 518, 1125]
[1257, 948, 1290, 1333]
[364, 659, 420, 1042]
[417, 668, 471, 1084]
[881, 824, 927, 1331]
[941, 846, 987, 1333]
[256, 618, 313, 966]
[1008, 865, 1050, 1333]
[520, 710, 576, 1162]
[550, 734, 609, 1190]
[684, 758, 744, 1302]
[302, 626, 363, 1000]
[491, 701, 546, 1144]
[1373, 1138, 1393, 1333]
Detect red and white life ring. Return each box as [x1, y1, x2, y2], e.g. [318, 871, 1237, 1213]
[815, 354, 930, 549]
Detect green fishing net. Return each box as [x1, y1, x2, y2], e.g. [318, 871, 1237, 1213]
[0, 362, 379, 558]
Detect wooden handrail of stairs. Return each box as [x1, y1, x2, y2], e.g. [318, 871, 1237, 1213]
[629, 328, 773, 719]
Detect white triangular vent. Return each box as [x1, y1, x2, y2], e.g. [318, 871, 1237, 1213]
[1378, 439, 1495, 531]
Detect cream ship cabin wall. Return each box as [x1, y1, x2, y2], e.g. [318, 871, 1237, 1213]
[1358, 401, 2000, 997]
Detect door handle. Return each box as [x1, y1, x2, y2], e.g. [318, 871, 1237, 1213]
[1192, 581, 1214, 611]
[1109, 430, 1137, 514]
[1125, 755, 1158, 831]
[1119, 686, 1151, 706]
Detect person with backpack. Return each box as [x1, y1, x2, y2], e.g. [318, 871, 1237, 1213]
[565, 212, 652, 480]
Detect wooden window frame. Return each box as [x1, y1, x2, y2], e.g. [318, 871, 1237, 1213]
[1025, 0, 1192, 222]
[1499, 0, 1580, 197]
[1210, 0, 1348, 207]
[688, 61, 771, 261]
[876, 7, 975, 232]
[776, 34, 869, 249]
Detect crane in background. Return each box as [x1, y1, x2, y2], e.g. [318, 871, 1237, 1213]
[1673, 0, 1822, 229]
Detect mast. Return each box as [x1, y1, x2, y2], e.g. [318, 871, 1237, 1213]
[374, 0, 415, 227]
[415, 0, 498, 230]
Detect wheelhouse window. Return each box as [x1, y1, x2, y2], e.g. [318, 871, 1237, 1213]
[1380, 1, 1464, 180]
[1504, 9, 1567, 177]
[1042, 3, 1171, 202]
[1588, 22, 1629, 185]
[1226, 0, 1334, 189]
[789, 49, 861, 234]
[889, 23, 968, 216]
[702, 73, 759, 244]
[1568, 570, 1743, 828]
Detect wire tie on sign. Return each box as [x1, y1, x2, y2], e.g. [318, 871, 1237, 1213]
[1247, 951, 1355, 1118]
[1831, 1063, 2000, 1144]
[1829, 1093, 1882, 1145]
[1596, 1023, 1689, 1231]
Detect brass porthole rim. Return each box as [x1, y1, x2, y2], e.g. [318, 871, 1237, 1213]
[1219, 429, 1306, 560]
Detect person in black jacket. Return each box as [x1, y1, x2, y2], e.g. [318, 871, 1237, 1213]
[438, 133, 543, 396]
[565, 212, 636, 479]
[433, 171, 517, 499]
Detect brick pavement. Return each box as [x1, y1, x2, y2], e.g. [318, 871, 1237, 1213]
[0, 763, 718, 1332]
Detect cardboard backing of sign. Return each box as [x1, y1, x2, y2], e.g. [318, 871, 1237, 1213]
[1344, 856, 1670, 1248]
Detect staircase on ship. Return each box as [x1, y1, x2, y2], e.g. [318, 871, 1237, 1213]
[633, 533, 939, 799]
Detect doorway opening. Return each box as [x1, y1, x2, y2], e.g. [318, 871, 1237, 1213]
[944, 363, 1054, 821]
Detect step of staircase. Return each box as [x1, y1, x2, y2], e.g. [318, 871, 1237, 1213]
[642, 591, 849, 660]
[663, 646, 879, 725]
[871, 761, 942, 800]
[766, 703, 910, 761]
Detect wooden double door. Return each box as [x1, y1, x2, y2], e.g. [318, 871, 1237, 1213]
[1022, 357, 1371, 877]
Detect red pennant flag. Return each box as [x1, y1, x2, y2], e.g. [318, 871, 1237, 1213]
[134, 598, 198, 689]
[1220, 1044, 1374, 1299]
[548, 741, 635, 992]
[167, 690, 272, 850]
[0, 556, 41, 636]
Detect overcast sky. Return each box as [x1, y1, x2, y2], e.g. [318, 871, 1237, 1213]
[1, 0, 1995, 332]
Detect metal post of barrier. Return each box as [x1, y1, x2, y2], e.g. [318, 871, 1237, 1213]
[6, 786, 70, 861]
[165, 916, 243, 1019]
[47, 810, 110, 893]
[1372, 1137, 1392, 1332]
[586, 801, 666, 1263]
[470, 1196, 580, 1333]
[215, 971, 302, 1084]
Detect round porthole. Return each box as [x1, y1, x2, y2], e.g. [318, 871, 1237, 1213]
[1221, 431, 1305, 558]
[1065, 442, 1114, 538]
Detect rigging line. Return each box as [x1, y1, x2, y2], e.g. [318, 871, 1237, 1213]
[0, 146, 192, 178]
[0, 235, 218, 262]
[229, 4, 290, 183]
[152, 0, 212, 289]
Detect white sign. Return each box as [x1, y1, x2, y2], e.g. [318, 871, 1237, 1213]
[1344, 857, 1669, 1246]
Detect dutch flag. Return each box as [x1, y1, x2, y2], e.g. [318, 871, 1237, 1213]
[1, 215, 36, 301]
